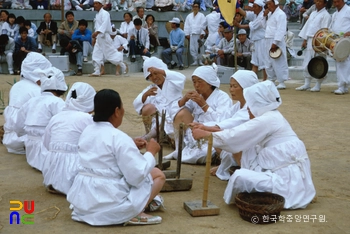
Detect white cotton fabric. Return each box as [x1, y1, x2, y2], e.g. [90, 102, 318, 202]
[40, 67, 68, 92]
[67, 122, 156, 226]
[176, 89, 232, 164]
[254, 0, 264, 7]
[65, 82, 96, 113]
[134, 69, 186, 135]
[143, 57, 168, 79]
[21, 52, 52, 83]
[329, 4, 350, 91]
[15, 92, 65, 171]
[231, 70, 259, 89]
[212, 110, 315, 209]
[192, 63, 220, 88]
[3, 79, 41, 154]
[244, 80, 282, 117]
[42, 110, 93, 194]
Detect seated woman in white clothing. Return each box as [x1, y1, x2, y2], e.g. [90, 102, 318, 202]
[193, 81, 316, 209]
[190, 70, 258, 179]
[15, 67, 68, 171]
[67, 89, 165, 226]
[42, 82, 96, 195]
[133, 57, 186, 141]
[164, 63, 232, 164]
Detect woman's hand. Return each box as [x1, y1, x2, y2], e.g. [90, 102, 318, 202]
[134, 137, 147, 149]
[189, 91, 206, 107]
[146, 138, 160, 156]
[188, 122, 205, 130]
[192, 129, 211, 140]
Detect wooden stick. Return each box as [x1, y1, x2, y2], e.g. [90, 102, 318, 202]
[158, 110, 166, 167]
[202, 134, 213, 207]
[176, 123, 184, 179]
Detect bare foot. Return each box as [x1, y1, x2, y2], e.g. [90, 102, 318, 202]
[210, 166, 218, 176]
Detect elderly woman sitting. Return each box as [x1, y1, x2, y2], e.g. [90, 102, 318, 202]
[164, 63, 232, 164]
[193, 81, 316, 209]
[190, 70, 259, 179]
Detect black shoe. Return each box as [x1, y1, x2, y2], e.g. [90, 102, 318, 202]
[170, 62, 177, 69]
[130, 56, 136, 62]
[52, 49, 56, 53]
[179, 65, 184, 70]
[37, 49, 42, 53]
[77, 69, 83, 76]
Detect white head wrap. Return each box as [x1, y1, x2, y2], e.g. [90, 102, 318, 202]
[192, 63, 220, 88]
[254, 0, 265, 7]
[21, 52, 52, 83]
[244, 80, 282, 117]
[266, 0, 279, 5]
[65, 82, 96, 113]
[40, 67, 68, 92]
[143, 57, 168, 79]
[230, 70, 259, 89]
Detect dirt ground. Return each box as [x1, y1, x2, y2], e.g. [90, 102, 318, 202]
[0, 68, 349, 234]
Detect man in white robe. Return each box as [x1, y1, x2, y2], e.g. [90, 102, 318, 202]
[184, 1, 207, 66]
[133, 57, 186, 140]
[205, 9, 220, 52]
[329, 0, 350, 95]
[264, 0, 289, 89]
[296, 0, 330, 92]
[2, 53, 51, 154]
[193, 81, 316, 209]
[90, 0, 128, 76]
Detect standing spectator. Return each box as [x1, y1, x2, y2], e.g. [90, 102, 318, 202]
[71, 19, 93, 75]
[119, 12, 134, 39]
[296, 0, 330, 92]
[329, 0, 350, 95]
[205, 9, 220, 52]
[283, 0, 303, 21]
[1, 13, 19, 39]
[144, 14, 159, 54]
[132, 6, 147, 27]
[36, 13, 58, 53]
[162, 17, 185, 70]
[265, 0, 289, 89]
[71, 0, 92, 10]
[90, 0, 128, 76]
[231, 29, 253, 69]
[11, 0, 32, 9]
[128, 18, 150, 62]
[57, 11, 78, 51]
[0, 34, 14, 74]
[184, 1, 206, 66]
[13, 27, 37, 75]
[235, 0, 268, 80]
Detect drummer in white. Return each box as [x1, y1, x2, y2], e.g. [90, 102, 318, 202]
[296, 0, 331, 92]
[329, 0, 350, 95]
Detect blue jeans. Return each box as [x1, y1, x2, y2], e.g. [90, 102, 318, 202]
[162, 47, 184, 66]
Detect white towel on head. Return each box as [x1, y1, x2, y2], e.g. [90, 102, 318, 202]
[65, 82, 96, 113]
[231, 70, 259, 89]
[192, 63, 220, 88]
[21, 52, 52, 83]
[40, 67, 68, 92]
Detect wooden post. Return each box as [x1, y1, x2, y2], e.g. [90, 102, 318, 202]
[176, 123, 184, 179]
[202, 134, 212, 207]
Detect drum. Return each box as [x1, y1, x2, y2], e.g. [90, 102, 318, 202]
[312, 28, 350, 62]
[269, 48, 282, 59]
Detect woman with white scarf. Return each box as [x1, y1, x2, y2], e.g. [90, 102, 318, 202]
[193, 81, 316, 209]
[42, 82, 96, 195]
[190, 70, 259, 179]
[165, 63, 232, 164]
[15, 67, 68, 171]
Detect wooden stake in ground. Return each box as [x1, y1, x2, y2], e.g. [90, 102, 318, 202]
[155, 111, 171, 170]
[183, 134, 220, 216]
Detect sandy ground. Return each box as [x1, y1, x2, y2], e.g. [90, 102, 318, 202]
[0, 68, 350, 234]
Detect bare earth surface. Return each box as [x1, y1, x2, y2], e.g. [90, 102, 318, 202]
[0, 68, 349, 234]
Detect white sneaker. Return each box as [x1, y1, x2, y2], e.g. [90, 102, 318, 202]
[121, 62, 129, 76]
[190, 62, 198, 66]
[123, 7, 128, 10]
[276, 83, 286, 90]
[115, 6, 119, 11]
[83, 57, 88, 62]
[9, 70, 14, 75]
[295, 85, 310, 91]
[333, 89, 345, 95]
[310, 85, 321, 92]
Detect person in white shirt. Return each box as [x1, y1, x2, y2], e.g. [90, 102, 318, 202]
[132, 6, 147, 27]
[296, 0, 330, 92]
[67, 89, 165, 226]
[329, 0, 350, 95]
[90, 0, 128, 76]
[119, 12, 134, 39]
[184, 1, 207, 66]
[193, 81, 316, 209]
[264, 0, 289, 89]
[112, 33, 128, 75]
